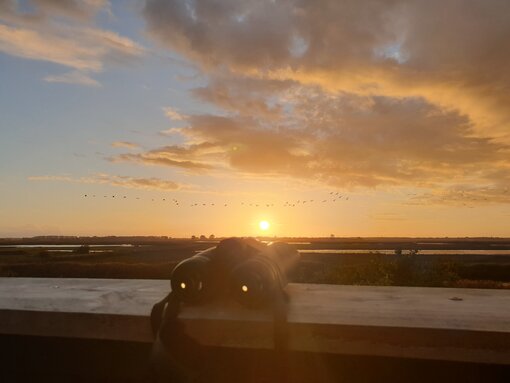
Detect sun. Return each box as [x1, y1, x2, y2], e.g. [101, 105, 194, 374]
[259, 220, 270, 231]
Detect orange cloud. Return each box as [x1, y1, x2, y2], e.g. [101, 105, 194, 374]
[115, 86, 509, 194]
[109, 152, 214, 172]
[111, 141, 139, 149]
[144, 0, 510, 139]
[137, 0, 510, 202]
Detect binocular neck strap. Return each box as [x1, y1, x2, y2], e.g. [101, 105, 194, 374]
[150, 291, 204, 382]
[150, 292, 172, 337]
[273, 288, 290, 383]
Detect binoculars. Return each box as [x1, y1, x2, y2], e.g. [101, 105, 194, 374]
[170, 238, 300, 307]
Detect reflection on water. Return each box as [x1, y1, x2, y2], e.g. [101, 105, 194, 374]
[299, 249, 510, 255]
[299, 249, 396, 254]
[0, 244, 133, 248]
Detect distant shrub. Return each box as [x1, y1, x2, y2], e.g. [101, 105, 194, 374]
[328, 258, 395, 286]
[0, 261, 178, 279]
[458, 264, 510, 282]
[425, 260, 460, 287]
[291, 256, 461, 287]
[291, 261, 329, 283]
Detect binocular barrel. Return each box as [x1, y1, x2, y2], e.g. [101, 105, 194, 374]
[170, 237, 258, 303]
[170, 246, 216, 303]
[170, 238, 299, 306]
[230, 242, 300, 307]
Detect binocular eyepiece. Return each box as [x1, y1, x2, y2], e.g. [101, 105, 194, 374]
[170, 238, 299, 307]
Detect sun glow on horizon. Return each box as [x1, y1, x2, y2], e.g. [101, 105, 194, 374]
[259, 220, 270, 231]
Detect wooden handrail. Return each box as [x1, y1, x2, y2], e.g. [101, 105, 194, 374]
[0, 278, 509, 365]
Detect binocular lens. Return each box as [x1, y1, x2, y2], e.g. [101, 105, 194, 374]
[170, 256, 210, 303]
[230, 259, 280, 307]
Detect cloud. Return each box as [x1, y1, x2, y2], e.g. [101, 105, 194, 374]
[159, 127, 184, 136]
[43, 70, 101, 87]
[28, 173, 183, 191]
[0, 0, 144, 86]
[143, 0, 510, 138]
[0, 0, 108, 22]
[92, 174, 182, 191]
[162, 106, 187, 121]
[191, 76, 290, 120]
[111, 141, 139, 149]
[138, 0, 510, 202]
[0, 24, 144, 72]
[109, 152, 213, 171]
[408, 185, 510, 207]
[22, 0, 110, 20]
[117, 84, 509, 192]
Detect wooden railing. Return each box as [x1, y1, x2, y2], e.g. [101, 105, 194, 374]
[0, 278, 509, 365]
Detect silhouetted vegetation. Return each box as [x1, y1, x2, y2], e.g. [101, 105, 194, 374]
[291, 256, 462, 287]
[290, 254, 510, 289]
[0, 239, 509, 289]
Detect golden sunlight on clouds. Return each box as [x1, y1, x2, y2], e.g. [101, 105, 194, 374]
[111, 141, 140, 150]
[1, 0, 509, 237]
[131, 0, 510, 208]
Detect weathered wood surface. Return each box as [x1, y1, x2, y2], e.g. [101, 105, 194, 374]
[0, 278, 509, 365]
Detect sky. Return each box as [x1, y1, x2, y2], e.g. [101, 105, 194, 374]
[0, 0, 509, 238]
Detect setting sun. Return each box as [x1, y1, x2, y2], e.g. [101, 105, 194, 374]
[259, 220, 270, 231]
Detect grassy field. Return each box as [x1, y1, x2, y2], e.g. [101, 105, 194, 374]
[1, 238, 509, 289]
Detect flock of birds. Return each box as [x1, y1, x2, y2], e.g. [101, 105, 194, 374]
[82, 191, 351, 208]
